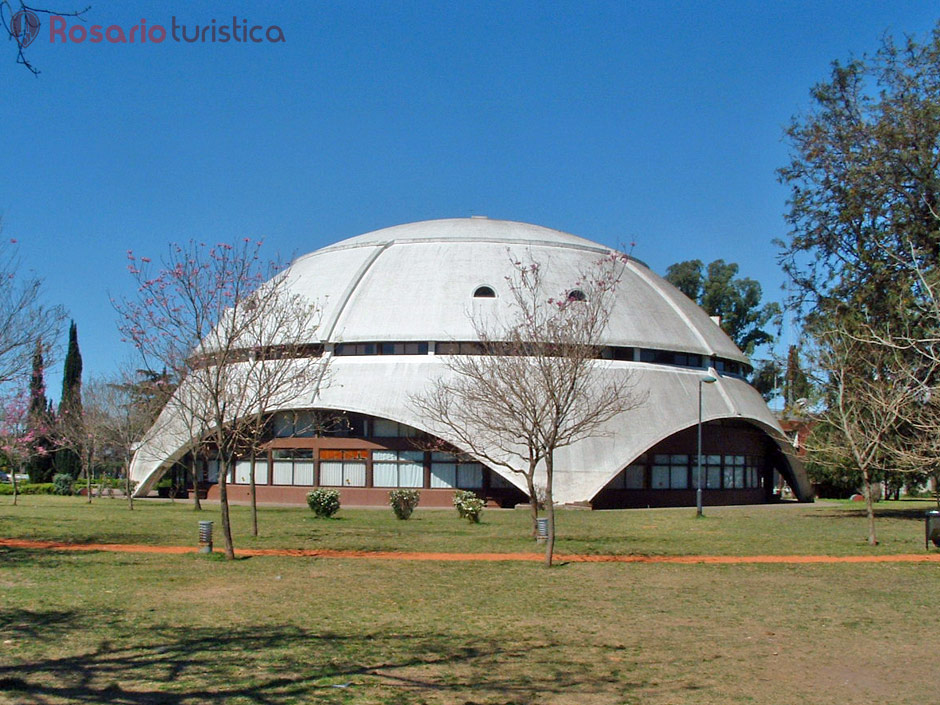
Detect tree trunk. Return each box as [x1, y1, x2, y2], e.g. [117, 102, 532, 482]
[219, 461, 236, 560]
[543, 453, 555, 568]
[190, 455, 202, 511]
[125, 459, 134, 511]
[85, 461, 92, 504]
[249, 452, 258, 537]
[11, 464, 18, 506]
[525, 464, 539, 538]
[861, 466, 878, 546]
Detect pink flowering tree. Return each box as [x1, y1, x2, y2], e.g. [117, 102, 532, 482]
[116, 240, 324, 559]
[413, 252, 646, 567]
[0, 390, 49, 505]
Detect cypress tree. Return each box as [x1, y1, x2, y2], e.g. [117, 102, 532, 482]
[56, 321, 84, 479]
[25, 340, 55, 483]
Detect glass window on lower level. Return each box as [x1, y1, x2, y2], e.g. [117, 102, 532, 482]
[723, 455, 746, 489]
[430, 462, 456, 488]
[271, 450, 314, 486]
[234, 459, 268, 485]
[490, 471, 514, 489]
[458, 463, 483, 488]
[607, 454, 647, 489]
[608, 463, 645, 489]
[703, 455, 722, 489]
[319, 449, 367, 487]
[747, 467, 759, 488]
[623, 464, 645, 489]
[745, 458, 761, 488]
[373, 450, 424, 487]
[431, 452, 482, 488]
[652, 454, 689, 489]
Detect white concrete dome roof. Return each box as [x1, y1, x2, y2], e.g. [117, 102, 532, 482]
[283, 217, 749, 364]
[130, 217, 811, 504]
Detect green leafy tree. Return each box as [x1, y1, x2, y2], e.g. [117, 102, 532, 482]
[56, 321, 83, 479]
[749, 359, 780, 403]
[665, 259, 780, 355]
[777, 25, 940, 326]
[778, 24, 940, 531]
[783, 345, 812, 410]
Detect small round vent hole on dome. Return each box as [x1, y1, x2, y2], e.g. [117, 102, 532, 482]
[473, 286, 496, 298]
[567, 289, 586, 302]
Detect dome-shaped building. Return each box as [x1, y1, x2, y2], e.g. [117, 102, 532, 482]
[130, 218, 812, 508]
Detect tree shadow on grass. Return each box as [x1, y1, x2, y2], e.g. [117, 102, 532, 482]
[0, 608, 83, 642]
[0, 608, 632, 704]
[0, 546, 74, 569]
[813, 507, 935, 521]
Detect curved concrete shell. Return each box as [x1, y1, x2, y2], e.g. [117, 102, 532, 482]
[130, 218, 812, 506]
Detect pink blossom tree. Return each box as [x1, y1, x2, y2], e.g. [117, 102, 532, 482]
[0, 391, 49, 505]
[116, 240, 324, 559]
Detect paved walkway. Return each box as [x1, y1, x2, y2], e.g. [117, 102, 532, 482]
[2, 537, 940, 564]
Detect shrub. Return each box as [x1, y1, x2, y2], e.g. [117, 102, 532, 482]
[306, 489, 340, 518]
[453, 490, 484, 523]
[388, 489, 420, 520]
[53, 473, 74, 496]
[0, 482, 56, 496]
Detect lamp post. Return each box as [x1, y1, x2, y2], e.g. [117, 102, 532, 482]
[696, 375, 717, 518]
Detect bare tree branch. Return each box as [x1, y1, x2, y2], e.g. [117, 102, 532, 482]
[116, 241, 326, 559]
[1, 1, 89, 74]
[413, 251, 646, 566]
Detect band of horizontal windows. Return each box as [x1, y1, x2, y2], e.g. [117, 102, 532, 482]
[204, 341, 750, 377]
[608, 453, 763, 491]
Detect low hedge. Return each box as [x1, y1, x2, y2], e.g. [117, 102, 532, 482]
[0, 482, 56, 495]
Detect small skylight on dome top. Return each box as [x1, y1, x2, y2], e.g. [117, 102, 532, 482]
[567, 289, 586, 302]
[473, 286, 496, 298]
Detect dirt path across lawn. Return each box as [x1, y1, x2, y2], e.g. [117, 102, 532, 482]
[2, 537, 940, 564]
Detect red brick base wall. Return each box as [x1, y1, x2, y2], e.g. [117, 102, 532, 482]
[207, 484, 468, 507]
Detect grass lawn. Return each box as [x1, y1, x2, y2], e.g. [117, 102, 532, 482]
[1, 496, 939, 703]
[0, 495, 938, 556]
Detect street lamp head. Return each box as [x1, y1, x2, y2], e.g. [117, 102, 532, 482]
[701, 375, 717, 384]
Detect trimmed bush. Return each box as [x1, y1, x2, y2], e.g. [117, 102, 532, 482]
[0, 482, 56, 496]
[453, 490, 485, 523]
[306, 489, 340, 518]
[388, 489, 420, 520]
[53, 473, 74, 496]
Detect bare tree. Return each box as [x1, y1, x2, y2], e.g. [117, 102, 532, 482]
[81, 370, 169, 510]
[414, 253, 645, 567]
[55, 377, 116, 503]
[117, 240, 324, 559]
[0, 225, 64, 391]
[806, 327, 929, 545]
[238, 291, 325, 537]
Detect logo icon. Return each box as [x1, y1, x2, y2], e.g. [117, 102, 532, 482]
[11, 9, 41, 48]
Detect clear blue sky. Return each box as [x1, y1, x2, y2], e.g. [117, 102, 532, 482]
[2, 0, 938, 400]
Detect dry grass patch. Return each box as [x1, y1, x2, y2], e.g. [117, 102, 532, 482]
[1, 547, 939, 704]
